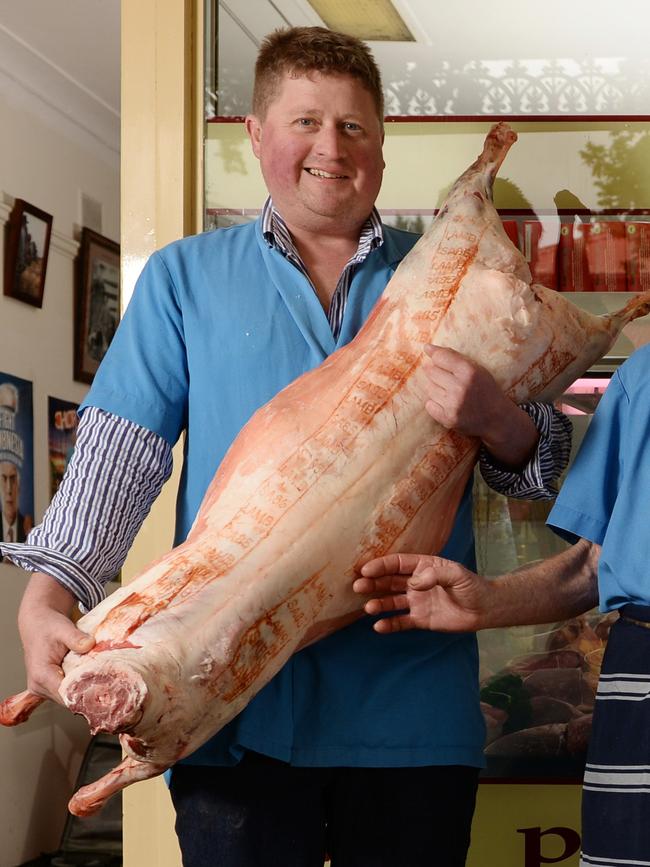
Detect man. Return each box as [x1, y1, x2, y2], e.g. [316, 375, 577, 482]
[0, 460, 30, 543]
[0, 383, 32, 545]
[356, 343, 650, 866]
[1, 27, 571, 867]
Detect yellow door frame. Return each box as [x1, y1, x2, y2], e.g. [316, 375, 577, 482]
[121, 2, 202, 863]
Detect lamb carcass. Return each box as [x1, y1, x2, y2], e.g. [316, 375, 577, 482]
[3, 122, 649, 816]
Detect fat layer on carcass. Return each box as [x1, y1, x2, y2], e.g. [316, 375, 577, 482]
[3, 122, 649, 817]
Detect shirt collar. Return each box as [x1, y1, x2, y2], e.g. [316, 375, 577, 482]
[261, 198, 384, 265]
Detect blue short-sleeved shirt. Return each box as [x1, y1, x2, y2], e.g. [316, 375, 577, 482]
[547, 344, 650, 612]
[81, 220, 486, 769]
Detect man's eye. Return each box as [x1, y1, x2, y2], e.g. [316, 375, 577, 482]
[297, 118, 314, 127]
[344, 122, 361, 132]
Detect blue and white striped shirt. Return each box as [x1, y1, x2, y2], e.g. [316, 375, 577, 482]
[0, 206, 571, 609]
[261, 198, 383, 341]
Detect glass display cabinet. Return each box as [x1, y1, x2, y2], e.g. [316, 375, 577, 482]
[474, 374, 615, 780]
[204, 2, 650, 779]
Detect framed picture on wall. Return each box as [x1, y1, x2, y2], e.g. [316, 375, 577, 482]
[74, 228, 120, 384]
[3, 198, 53, 308]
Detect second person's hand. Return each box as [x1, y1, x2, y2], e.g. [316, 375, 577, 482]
[352, 552, 491, 634]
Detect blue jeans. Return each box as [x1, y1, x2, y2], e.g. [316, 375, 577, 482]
[170, 752, 479, 867]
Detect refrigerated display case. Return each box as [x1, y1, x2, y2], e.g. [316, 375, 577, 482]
[467, 371, 631, 866]
[201, 109, 650, 858]
[474, 373, 617, 782]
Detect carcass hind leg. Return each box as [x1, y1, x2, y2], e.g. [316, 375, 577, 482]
[0, 690, 46, 726]
[68, 754, 170, 817]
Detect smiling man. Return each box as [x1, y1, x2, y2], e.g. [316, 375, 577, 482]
[245, 67, 385, 311]
[3, 26, 573, 867]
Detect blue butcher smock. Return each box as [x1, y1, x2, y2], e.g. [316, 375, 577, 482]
[81, 219, 487, 769]
[548, 344, 650, 612]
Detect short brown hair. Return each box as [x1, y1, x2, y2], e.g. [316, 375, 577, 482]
[252, 26, 384, 121]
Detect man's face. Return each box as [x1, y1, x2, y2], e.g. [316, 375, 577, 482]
[246, 72, 385, 237]
[0, 462, 19, 524]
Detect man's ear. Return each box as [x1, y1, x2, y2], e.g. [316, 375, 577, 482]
[245, 115, 262, 159]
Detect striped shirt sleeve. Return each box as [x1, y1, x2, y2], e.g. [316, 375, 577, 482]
[479, 402, 573, 500]
[0, 407, 172, 611]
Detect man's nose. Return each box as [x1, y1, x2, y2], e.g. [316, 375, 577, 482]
[313, 125, 346, 158]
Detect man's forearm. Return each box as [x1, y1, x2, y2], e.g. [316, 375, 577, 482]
[481, 538, 600, 630]
[2, 407, 173, 612]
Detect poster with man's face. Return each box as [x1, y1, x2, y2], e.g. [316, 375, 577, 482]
[0, 373, 34, 545]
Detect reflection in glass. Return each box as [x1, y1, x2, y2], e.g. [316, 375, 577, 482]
[206, 1, 650, 118]
[474, 375, 613, 779]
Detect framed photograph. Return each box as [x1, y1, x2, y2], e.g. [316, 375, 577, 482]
[74, 228, 120, 384]
[3, 199, 53, 308]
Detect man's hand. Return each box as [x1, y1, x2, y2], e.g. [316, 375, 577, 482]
[422, 345, 539, 469]
[18, 572, 95, 703]
[354, 540, 600, 636]
[352, 553, 490, 634]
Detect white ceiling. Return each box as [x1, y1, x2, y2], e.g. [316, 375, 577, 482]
[0, 0, 120, 160]
[220, 0, 650, 61]
[0, 0, 119, 110]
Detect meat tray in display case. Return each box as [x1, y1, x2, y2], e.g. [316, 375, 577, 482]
[474, 373, 619, 781]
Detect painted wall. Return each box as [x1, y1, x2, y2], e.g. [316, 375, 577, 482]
[0, 72, 119, 866]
